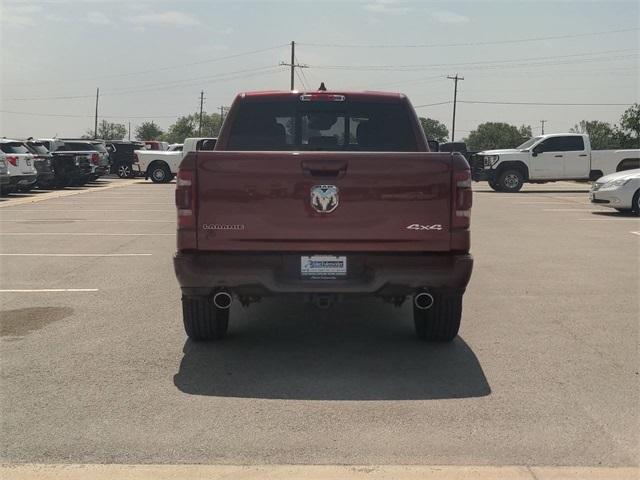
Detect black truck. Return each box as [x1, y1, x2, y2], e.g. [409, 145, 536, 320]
[106, 141, 145, 178]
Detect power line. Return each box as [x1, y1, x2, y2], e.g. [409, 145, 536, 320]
[5, 65, 283, 101]
[459, 100, 634, 106]
[104, 66, 287, 97]
[305, 48, 638, 71]
[295, 54, 310, 90]
[1, 44, 290, 87]
[299, 59, 312, 90]
[298, 27, 639, 48]
[0, 110, 184, 119]
[3, 99, 632, 122]
[294, 68, 308, 90]
[413, 101, 452, 108]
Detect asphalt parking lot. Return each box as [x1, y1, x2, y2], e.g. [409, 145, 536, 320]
[1, 178, 638, 472]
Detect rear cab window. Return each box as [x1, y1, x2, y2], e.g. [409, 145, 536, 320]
[91, 143, 108, 153]
[0, 142, 30, 154]
[27, 143, 50, 155]
[227, 98, 419, 152]
[65, 143, 96, 151]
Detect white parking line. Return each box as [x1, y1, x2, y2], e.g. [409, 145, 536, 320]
[0, 254, 152, 257]
[516, 202, 584, 205]
[578, 218, 640, 221]
[542, 208, 611, 212]
[0, 210, 174, 213]
[22, 203, 174, 206]
[0, 180, 137, 208]
[0, 219, 173, 223]
[0, 289, 99, 293]
[0, 233, 174, 236]
[631, 231, 640, 236]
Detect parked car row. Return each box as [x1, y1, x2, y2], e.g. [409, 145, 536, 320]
[0, 136, 218, 194]
[0, 137, 108, 195]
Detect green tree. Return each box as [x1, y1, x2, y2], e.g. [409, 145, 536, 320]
[84, 120, 127, 140]
[569, 120, 617, 150]
[162, 112, 223, 144]
[615, 103, 640, 148]
[419, 117, 449, 143]
[464, 122, 532, 151]
[135, 121, 164, 141]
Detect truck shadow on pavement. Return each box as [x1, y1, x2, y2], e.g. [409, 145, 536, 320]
[173, 299, 490, 400]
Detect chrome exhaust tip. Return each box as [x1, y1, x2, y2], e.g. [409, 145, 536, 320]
[414, 292, 434, 310]
[213, 291, 232, 310]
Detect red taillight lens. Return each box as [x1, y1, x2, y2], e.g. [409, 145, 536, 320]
[6, 156, 18, 167]
[91, 153, 100, 165]
[176, 169, 196, 228]
[453, 170, 472, 229]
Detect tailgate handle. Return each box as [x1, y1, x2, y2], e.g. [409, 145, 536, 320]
[301, 160, 348, 178]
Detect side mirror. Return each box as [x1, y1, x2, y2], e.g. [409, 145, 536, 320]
[531, 147, 540, 157]
[427, 140, 439, 152]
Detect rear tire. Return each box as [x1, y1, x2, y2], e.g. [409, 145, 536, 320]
[498, 169, 524, 192]
[182, 295, 230, 341]
[632, 189, 640, 216]
[117, 163, 132, 178]
[414, 291, 463, 342]
[149, 163, 170, 183]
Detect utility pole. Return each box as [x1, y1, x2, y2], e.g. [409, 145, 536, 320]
[540, 120, 547, 135]
[128, 122, 131, 141]
[198, 91, 205, 136]
[94, 87, 99, 139]
[446, 74, 464, 142]
[290, 41, 295, 90]
[279, 41, 309, 90]
[219, 105, 225, 134]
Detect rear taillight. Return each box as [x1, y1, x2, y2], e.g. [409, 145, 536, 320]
[453, 169, 472, 229]
[176, 169, 197, 229]
[6, 156, 18, 167]
[91, 153, 100, 165]
[133, 153, 139, 164]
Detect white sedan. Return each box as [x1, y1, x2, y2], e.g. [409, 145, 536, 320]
[590, 168, 640, 215]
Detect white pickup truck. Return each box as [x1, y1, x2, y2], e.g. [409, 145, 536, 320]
[133, 137, 217, 183]
[472, 133, 640, 192]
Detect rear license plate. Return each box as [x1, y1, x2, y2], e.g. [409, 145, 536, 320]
[301, 255, 347, 279]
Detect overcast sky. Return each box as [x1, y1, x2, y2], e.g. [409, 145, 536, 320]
[1, 0, 638, 140]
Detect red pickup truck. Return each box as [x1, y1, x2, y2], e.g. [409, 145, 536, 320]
[174, 90, 473, 342]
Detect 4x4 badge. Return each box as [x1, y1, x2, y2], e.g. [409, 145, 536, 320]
[311, 185, 339, 213]
[406, 224, 443, 231]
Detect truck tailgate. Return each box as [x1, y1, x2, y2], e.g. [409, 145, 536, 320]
[194, 151, 454, 252]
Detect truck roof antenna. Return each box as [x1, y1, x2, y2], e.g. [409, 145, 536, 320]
[318, 82, 327, 91]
